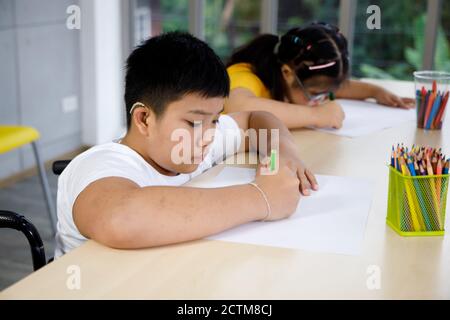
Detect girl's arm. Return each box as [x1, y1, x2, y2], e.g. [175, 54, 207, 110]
[335, 79, 415, 109]
[225, 87, 345, 130]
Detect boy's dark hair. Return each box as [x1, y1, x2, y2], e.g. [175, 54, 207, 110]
[125, 32, 229, 128]
[227, 22, 349, 101]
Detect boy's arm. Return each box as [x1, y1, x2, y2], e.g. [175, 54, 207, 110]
[229, 110, 318, 195]
[226, 87, 344, 129]
[335, 79, 415, 109]
[73, 152, 303, 249]
[73, 177, 267, 249]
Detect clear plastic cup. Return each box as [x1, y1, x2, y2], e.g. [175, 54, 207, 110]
[414, 71, 450, 130]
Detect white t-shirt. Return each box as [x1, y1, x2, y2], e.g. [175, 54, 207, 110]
[54, 115, 241, 258]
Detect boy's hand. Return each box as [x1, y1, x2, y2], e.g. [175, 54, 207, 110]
[314, 100, 345, 129]
[279, 154, 318, 196]
[373, 87, 415, 109]
[253, 165, 301, 221]
[258, 152, 318, 195]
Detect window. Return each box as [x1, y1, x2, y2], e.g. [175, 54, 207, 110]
[352, 0, 427, 80]
[434, 0, 450, 72]
[128, 0, 445, 77]
[132, 0, 189, 46]
[204, 0, 261, 61]
[278, 0, 340, 35]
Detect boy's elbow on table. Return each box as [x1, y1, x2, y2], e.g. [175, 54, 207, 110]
[87, 208, 163, 250]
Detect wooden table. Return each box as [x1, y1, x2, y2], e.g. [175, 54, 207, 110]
[2, 81, 450, 299]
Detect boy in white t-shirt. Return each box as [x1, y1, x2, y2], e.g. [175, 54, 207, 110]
[55, 32, 318, 257]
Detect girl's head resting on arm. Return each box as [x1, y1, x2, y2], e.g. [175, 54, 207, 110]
[228, 22, 349, 105]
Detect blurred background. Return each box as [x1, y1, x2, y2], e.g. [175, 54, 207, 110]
[0, 0, 449, 290]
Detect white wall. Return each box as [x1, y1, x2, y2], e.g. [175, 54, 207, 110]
[80, 0, 127, 146]
[0, 0, 82, 179]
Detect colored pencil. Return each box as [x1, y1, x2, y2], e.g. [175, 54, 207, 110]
[426, 93, 442, 129]
[399, 157, 421, 231]
[434, 91, 449, 128]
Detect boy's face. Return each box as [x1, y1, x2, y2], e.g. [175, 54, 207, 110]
[143, 93, 224, 175]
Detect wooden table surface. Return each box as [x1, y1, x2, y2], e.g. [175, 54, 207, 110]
[2, 81, 450, 299]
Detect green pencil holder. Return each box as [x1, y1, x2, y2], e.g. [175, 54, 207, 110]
[386, 166, 449, 236]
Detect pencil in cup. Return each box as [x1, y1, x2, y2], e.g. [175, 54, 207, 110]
[387, 145, 449, 236]
[414, 71, 450, 130]
[387, 166, 449, 236]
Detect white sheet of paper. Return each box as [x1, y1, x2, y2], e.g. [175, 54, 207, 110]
[188, 167, 374, 255]
[316, 99, 416, 138]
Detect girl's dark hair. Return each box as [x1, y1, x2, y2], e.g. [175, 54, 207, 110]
[227, 22, 349, 101]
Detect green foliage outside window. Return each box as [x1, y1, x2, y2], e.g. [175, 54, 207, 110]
[145, 0, 450, 80]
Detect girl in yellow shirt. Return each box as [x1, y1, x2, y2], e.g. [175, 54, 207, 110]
[226, 22, 414, 129]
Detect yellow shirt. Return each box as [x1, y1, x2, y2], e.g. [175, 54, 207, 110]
[227, 63, 272, 99]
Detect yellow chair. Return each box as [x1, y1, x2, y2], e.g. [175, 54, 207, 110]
[0, 126, 57, 234]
